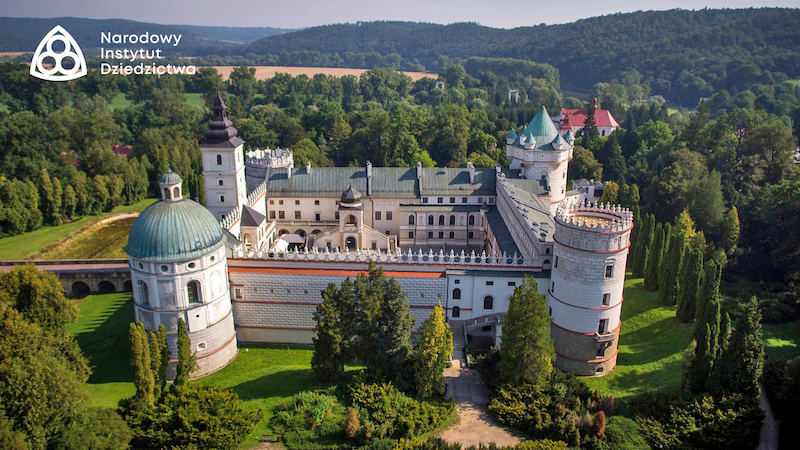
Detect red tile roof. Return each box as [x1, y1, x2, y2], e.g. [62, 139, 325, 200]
[559, 108, 619, 129]
[112, 144, 131, 159]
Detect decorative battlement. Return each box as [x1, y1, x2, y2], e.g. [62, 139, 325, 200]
[231, 247, 537, 268]
[247, 180, 267, 207]
[554, 200, 633, 233]
[245, 148, 293, 168]
[220, 206, 241, 230]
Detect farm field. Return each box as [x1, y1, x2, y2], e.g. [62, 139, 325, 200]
[110, 92, 205, 110]
[36, 216, 137, 260]
[0, 198, 155, 260]
[209, 65, 437, 81]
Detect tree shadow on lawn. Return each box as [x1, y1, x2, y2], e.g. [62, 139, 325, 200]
[74, 298, 134, 384]
[228, 368, 322, 402]
[618, 315, 691, 366]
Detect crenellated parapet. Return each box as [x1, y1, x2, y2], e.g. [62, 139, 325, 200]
[245, 148, 293, 168]
[246, 180, 267, 207]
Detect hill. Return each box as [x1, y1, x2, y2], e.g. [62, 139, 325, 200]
[244, 8, 800, 104]
[0, 16, 291, 54]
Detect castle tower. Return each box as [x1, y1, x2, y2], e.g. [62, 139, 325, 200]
[505, 106, 573, 215]
[125, 170, 238, 378]
[548, 200, 633, 376]
[338, 185, 364, 250]
[200, 95, 247, 221]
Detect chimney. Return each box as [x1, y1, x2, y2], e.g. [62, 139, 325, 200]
[306, 160, 312, 174]
[366, 160, 373, 196]
[520, 163, 526, 179]
[287, 166, 292, 179]
[416, 161, 423, 179]
[467, 162, 476, 184]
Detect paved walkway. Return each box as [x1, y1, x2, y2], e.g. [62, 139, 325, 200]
[757, 383, 779, 450]
[438, 359, 523, 447]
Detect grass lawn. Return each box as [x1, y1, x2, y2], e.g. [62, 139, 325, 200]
[0, 198, 155, 260]
[184, 92, 206, 108]
[110, 93, 132, 110]
[67, 292, 136, 409]
[763, 320, 800, 360]
[583, 276, 694, 403]
[37, 217, 136, 259]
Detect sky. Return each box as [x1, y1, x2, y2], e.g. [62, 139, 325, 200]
[0, 0, 798, 29]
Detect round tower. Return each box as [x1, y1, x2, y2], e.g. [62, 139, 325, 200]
[548, 200, 633, 376]
[125, 170, 238, 378]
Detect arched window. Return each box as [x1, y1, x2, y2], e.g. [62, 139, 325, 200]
[452, 288, 461, 300]
[428, 215, 434, 225]
[438, 215, 445, 225]
[138, 280, 150, 306]
[483, 296, 494, 310]
[173, 187, 180, 198]
[449, 215, 456, 225]
[468, 215, 475, 225]
[452, 306, 461, 318]
[544, 259, 551, 265]
[187, 281, 201, 304]
[216, 154, 223, 165]
[347, 214, 357, 225]
[408, 215, 415, 225]
[546, 248, 551, 254]
[163, 188, 171, 199]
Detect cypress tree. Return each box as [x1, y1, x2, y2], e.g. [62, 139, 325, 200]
[129, 323, 154, 407]
[634, 214, 655, 278]
[658, 233, 686, 305]
[156, 324, 169, 392]
[583, 97, 600, 143]
[149, 330, 162, 398]
[676, 248, 704, 323]
[312, 282, 348, 382]
[372, 278, 415, 381]
[175, 318, 196, 386]
[695, 260, 722, 336]
[689, 323, 714, 394]
[718, 297, 764, 397]
[644, 223, 664, 291]
[414, 303, 453, 397]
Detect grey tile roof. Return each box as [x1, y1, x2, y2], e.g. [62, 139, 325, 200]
[264, 167, 496, 198]
[241, 205, 266, 227]
[485, 207, 521, 256]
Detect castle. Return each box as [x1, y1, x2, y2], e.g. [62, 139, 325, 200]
[126, 96, 632, 378]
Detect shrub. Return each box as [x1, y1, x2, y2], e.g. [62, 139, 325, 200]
[515, 439, 569, 450]
[349, 382, 454, 443]
[270, 391, 346, 448]
[343, 407, 360, 440]
[604, 416, 648, 450]
[121, 385, 262, 450]
[590, 411, 606, 438]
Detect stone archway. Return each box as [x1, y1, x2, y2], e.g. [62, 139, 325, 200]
[71, 281, 91, 297]
[345, 236, 357, 250]
[98, 280, 116, 293]
[122, 280, 132, 291]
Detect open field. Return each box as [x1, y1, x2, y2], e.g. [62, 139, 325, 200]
[763, 320, 800, 360]
[0, 198, 155, 260]
[583, 276, 695, 402]
[210, 65, 437, 81]
[36, 216, 137, 259]
[110, 92, 205, 110]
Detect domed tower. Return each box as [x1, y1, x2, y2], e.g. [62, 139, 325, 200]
[125, 170, 238, 378]
[505, 106, 573, 215]
[338, 185, 364, 250]
[548, 199, 633, 376]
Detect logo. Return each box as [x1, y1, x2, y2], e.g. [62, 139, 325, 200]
[30, 25, 87, 81]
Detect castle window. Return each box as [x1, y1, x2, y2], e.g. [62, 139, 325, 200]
[408, 232, 414, 238]
[386, 212, 392, 220]
[218, 179, 224, 186]
[546, 248, 551, 254]
[602, 293, 610, 306]
[508, 281, 516, 286]
[449, 215, 456, 225]
[422, 197, 428, 204]
[295, 200, 300, 205]
[596, 367, 604, 373]
[269, 211, 276, 220]
[376, 211, 383, 221]
[188, 262, 195, 269]
[454, 279, 460, 284]
[428, 215, 434, 225]
[279, 200, 284, 205]
[486, 281, 493, 286]
[439, 215, 445, 225]
[544, 259, 550, 265]
[137, 280, 150, 306]
[279, 211, 285, 220]
[469, 232, 474, 239]
[164, 188, 171, 200]
[438, 232, 444, 238]
[408, 215, 415, 225]
[449, 231, 454, 239]
[197, 342, 207, 351]
[428, 232, 433, 238]
[477, 197, 483, 203]
[335, 211, 340, 220]
[483, 296, 494, 309]
[295, 211, 301, 219]
[452, 288, 461, 299]
[234, 288, 242, 299]
[549, 307, 552, 316]
[462, 197, 467, 203]
[452, 306, 460, 318]
[554, 256, 559, 268]
[216, 154, 222, 165]
[347, 214, 356, 225]
[160, 265, 169, 273]
[469, 215, 475, 225]
[371, 242, 377, 250]
[219, 195, 225, 203]
[314, 200, 320, 205]
[605, 264, 614, 278]
[488, 198, 495, 204]
[385, 230, 390, 235]
[598, 319, 608, 334]
[270, 200, 274, 205]
[315, 213, 320, 222]
[438, 197, 443, 204]
[450, 197, 455, 204]
[551, 282, 555, 292]
[187, 281, 201, 304]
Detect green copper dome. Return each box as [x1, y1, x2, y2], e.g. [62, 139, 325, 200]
[125, 199, 224, 262]
[523, 106, 558, 149]
[158, 170, 183, 185]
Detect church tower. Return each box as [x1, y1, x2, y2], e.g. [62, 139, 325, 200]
[200, 95, 247, 221]
[505, 106, 574, 215]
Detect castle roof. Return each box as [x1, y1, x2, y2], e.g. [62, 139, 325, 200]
[158, 170, 183, 186]
[523, 106, 558, 147]
[264, 166, 496, 198]
[506, 129, 518, 139]
[202, 94, 244, 148]
[341, 185, 362, 203]
[241, 204, 266, 227]
[125, 198, 224, 262]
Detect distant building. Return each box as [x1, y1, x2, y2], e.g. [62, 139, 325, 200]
[112, 144, 132, 159]
[553, 99, 619, 137]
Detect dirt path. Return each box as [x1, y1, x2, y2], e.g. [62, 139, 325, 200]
[438, 359, 523, 447]
[758, 383, 779, 450]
